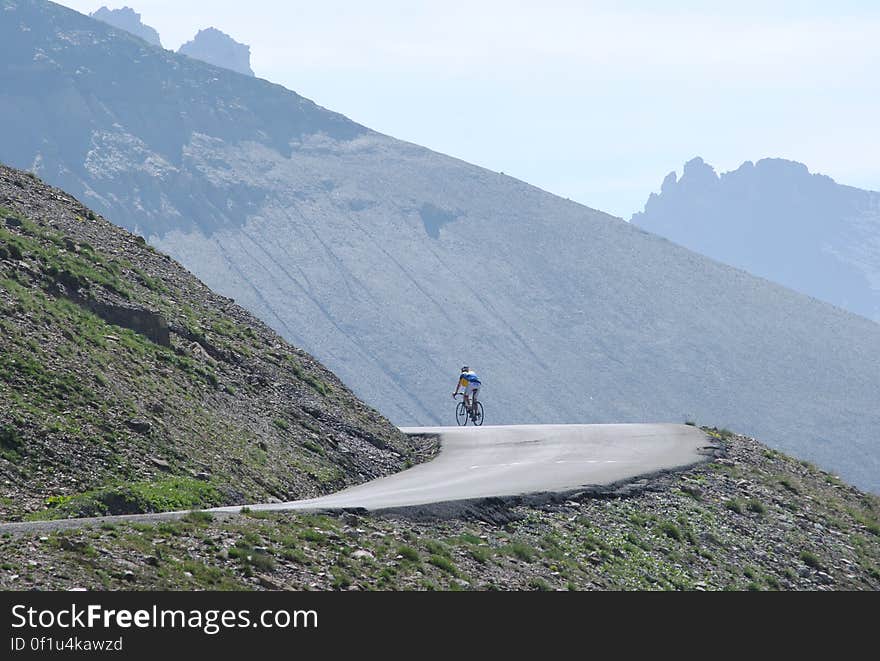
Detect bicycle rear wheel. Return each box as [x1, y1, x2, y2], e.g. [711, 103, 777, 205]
[472, 401, 484, 426]
[455, 401, 469, 426]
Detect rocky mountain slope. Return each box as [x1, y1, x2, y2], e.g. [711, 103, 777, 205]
[1, 428, 877, 590]
[633, 157, 880, 322]
[0, 164, 428, 522]
[1, 0, 880, 493]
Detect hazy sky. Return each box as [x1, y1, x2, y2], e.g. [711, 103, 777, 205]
[58, 1, 880, 218]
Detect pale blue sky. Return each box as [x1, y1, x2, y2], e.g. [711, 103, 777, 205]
[59, 1, 880, 218]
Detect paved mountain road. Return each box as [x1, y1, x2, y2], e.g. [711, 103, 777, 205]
[0, 424, 712, 533]
[213, 423, 712, 512]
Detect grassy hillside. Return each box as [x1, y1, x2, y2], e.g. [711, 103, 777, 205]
[1, 429, 876, 590]
[0, 164, 430, 521]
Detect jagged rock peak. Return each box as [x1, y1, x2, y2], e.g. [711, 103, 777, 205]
[681, 156, 719, 183]
[178, 27, 255, 77]
[90, 6, 162, 47]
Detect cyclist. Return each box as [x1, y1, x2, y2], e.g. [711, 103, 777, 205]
[452, 366, 481, 419]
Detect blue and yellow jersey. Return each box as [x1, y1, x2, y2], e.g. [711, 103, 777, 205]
[458, 371, 481, 388]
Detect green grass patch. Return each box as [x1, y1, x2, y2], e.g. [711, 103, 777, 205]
[280, 548, 308, 564]
[428, 554, 458, 576]
[297, 514, 339, 531]
[0, 344, 96, 410]
[800, 551, 823, 570]
[778, 477, 800, 494]
[243, 509, 277, 520]
[178, 560, 237, 588]
[302, 440, 324, 455]
[468, 546, 490, 564]
[528, 578, 552, 591]
[0, 222, 131, 299]
[287, 358, 332, 396]
[26, 477, 223, 519]
[680, 485, 702, 500]
[425, 540, 450, 557]
[505, 542, 536, 563]
[50, 535, 98, 557]
[658, 521, 682, 541]
[397, 546, 420, 563]
[846, 506, 880, 537]
[458, 533, 483, 545]
[331, 569, 352, 589]
[746, 500, 766, 515]
[181, 510, 214, 525]
[132, 267, 168, 294]
[0, 424, 23, 460]
[299, 529, 326, 543]
[228, 546, 275, 573]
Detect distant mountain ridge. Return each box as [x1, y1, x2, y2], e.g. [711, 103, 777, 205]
[91, 5, 255, 76]
[633, 157, 880, 322]
[1, 0, 879, 492]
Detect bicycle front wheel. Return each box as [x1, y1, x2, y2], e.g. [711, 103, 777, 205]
[455, 401, 469, 426]
[472, 401, 484, 426]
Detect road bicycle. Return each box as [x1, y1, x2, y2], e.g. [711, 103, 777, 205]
[454, 392, 484, 426]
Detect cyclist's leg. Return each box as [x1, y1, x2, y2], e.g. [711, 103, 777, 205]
[471, 388, 480, 419]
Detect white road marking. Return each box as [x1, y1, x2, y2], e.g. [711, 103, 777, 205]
[470, 458, 622, 469]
